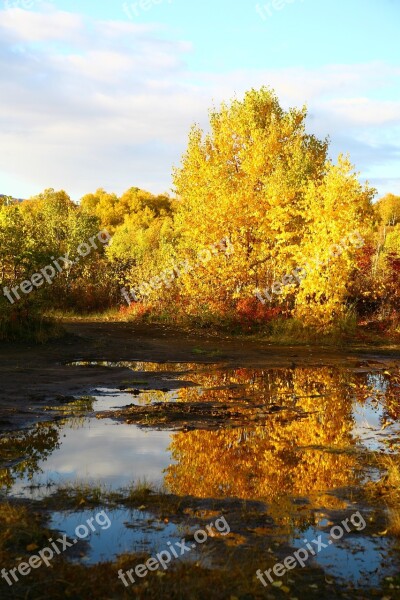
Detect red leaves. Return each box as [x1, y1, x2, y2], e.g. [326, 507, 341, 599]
[235, 297, 282, 325]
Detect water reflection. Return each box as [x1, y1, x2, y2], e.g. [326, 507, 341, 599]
[50, 508, 194, 564]
[291, 521, 393, 587]
[163, 367, 400, 499]
[67, 360, 215, 372]
[2, 362, 399, 586]
[0, 421, 61, 489]
[2, 419, 173, 498]
[1, 365, 399, 504]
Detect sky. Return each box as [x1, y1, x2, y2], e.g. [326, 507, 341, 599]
[0, 0, 399, 201]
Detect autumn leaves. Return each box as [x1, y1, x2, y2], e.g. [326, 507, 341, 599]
[171, 88, 375, 329]
[255, 229, 365, 306]
[121, 235, 234, 305]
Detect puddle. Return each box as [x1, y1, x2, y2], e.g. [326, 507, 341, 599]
[50, 508, 195, 564]
[7, 419, 173, 499]
[2, 365, 400, 499]
[291, 522, 396, 587]
[66, 361, 215, 372]
[352, 374, 400, 453]
[353, 399, 400, 452]
[1, 362, 400, 584]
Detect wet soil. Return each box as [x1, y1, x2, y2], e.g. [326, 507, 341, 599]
[1, 320, 399, 431]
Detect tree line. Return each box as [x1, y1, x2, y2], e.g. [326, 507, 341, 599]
[1, 87, 399, 339]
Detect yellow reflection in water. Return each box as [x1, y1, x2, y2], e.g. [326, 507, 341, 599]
[165, 368, 367, 500]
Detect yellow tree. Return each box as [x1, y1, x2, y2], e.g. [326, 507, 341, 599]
[173, 87, 375, 328]
[80, 188, 121, 234]
[293, 156, 375, 328]
[375, 193, 400, 227]
[173, 88, 327, 311]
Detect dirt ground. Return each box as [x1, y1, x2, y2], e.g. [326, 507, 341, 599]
[1, 320, 399, 431]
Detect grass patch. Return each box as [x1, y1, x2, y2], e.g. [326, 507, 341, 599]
[261, 308, 358, 346]
[45, 396, 96, 414]
[192, 347, 222, 357]
[367, 453, 400, 538]
[43, 482, 112, 510]
[369, 454, 400, 505]
[45, 308, 124, 322]
[0, 313, 63, 343]
[0, 502, 52, 563]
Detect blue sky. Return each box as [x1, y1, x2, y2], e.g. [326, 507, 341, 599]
[0, 0, 399, 200]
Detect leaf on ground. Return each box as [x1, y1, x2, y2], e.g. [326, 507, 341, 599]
[26, 543, 39, 551]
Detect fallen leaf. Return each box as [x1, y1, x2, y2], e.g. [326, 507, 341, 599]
[26, 543, 39, 552]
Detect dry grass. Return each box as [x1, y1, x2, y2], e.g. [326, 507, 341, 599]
[388, 508, 400, 538]
[368, 453, 400, 537]
[377, 454, 400, 502]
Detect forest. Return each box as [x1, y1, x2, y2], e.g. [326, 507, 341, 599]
[1, 88, 400, 342]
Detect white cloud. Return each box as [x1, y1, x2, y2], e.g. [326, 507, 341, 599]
[1, 6, 83, 42]
[326, 97, 400, 126]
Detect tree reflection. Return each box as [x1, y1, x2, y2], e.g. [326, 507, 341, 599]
[164, 368, 376, 500]
[0, 421, 62, 490]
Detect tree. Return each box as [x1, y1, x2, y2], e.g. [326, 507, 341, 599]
[293, 156, 375, 327]
[375, 193, 400, 227]
[20, 188, 77, 258]
[107, 190, 175, 296]
[80, 188, 121, 233]
[173, 87, 375, 329]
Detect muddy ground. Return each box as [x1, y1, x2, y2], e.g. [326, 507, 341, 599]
[1, 320, 399, 431]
